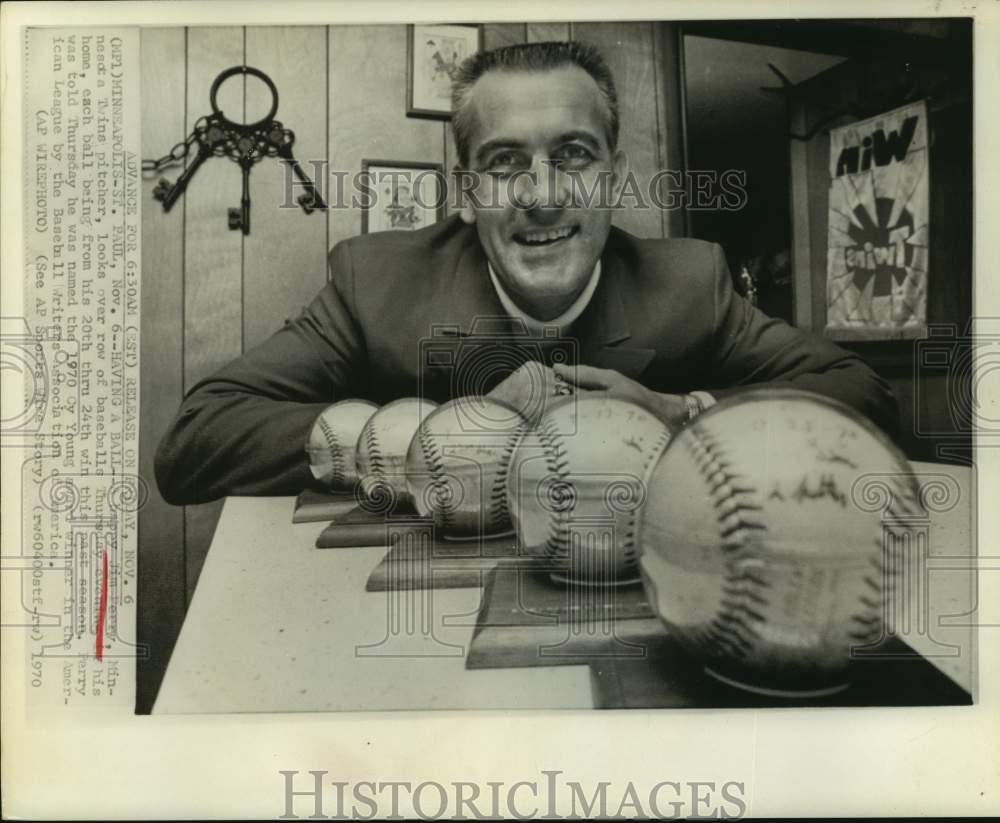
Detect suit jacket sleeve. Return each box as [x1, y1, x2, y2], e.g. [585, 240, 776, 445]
[154, 241, 367, 504]
[705, 243, 899, 436]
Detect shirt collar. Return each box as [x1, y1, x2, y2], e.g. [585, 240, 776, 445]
[487, 260, 603, 335]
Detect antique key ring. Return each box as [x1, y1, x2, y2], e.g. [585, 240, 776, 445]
[209, 65, 279, 130]
[145, 65, 326, 235]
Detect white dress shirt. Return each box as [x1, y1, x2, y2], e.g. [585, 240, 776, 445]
[487, 261, 603, 336]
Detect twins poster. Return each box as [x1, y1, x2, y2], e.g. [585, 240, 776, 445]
[825, 100, 929, 339]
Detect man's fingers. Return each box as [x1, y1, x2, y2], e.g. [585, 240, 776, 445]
[513, 360, 551, 385]
[554, 362, 613, 390]
[485, 361, 560, 424]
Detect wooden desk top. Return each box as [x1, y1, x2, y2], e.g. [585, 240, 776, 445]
[154, 461, 975, 713]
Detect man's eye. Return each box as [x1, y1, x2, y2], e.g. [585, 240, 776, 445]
[487, 151, 523, 171]
[552, 145, 594, 167]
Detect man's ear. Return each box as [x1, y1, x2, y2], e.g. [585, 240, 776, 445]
[609, 149, 628, 204]
[453, 165, 478, 225]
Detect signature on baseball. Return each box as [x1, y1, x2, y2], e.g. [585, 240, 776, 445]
[768, 473, 849, 508]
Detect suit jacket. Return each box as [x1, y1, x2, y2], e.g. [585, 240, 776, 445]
[155, 215, 898, 504]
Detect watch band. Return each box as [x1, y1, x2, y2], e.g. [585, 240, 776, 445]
[683, 393, 704, 424]
[689, 390, 716, 411]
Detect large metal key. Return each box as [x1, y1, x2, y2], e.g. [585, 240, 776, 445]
[228, 159, 253, 234]
[153, 139, 214, 212]
[277, 144, 327, 213]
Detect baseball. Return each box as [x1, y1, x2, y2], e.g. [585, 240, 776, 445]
[355, 397, 438, 509]
[405, 396, 529, 538]
[506, 394, 673, 585]
[637, 389, 922, 696]
[306, 399, 378, 489]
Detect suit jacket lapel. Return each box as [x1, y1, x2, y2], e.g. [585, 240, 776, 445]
[574, 239, 656, 379]
[448, 239, 508, 333]
[423, 240, 526, 386]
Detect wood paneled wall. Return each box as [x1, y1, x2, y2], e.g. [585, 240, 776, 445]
[137, 23, 681, 712]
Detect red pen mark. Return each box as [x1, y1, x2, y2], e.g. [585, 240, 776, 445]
[96, 549, 108, 662]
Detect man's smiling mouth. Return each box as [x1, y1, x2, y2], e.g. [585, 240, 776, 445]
[512, 225, 579, 246]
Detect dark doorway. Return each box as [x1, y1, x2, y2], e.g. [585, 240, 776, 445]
[682, 33, 844, 323]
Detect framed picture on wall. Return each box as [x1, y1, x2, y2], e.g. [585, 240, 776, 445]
[361, 160, 446, 234]
[406, 23, 482, 119]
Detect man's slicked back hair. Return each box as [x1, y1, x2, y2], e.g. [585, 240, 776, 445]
[450, 40, 619, 168]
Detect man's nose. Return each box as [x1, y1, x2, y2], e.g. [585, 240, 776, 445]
[512, 157, 572, 214]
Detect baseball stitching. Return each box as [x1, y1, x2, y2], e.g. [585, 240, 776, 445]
[848, 553, 889, 643]
[537, 416, 573, 563]
[488, 420, 529, 533]
[317, 416, 346, 486]
[845, 464, 914, 644]
[685, 424, 769, 660]
[418, 423, 453, 530]
[363, 420, 385, 481]
[848, 482, 910, 643]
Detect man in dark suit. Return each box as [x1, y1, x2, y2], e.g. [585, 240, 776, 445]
[155, 40, 896, 506]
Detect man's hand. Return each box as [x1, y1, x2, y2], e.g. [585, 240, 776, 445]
[553, 363, 690, 428]
[486, 360, 566, 426]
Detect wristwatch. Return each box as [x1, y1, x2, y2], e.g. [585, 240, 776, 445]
[683, 393, 704, 424]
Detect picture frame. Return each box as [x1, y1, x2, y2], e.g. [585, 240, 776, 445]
[360, 159, 447, 234]
[406, 23, 483, 119]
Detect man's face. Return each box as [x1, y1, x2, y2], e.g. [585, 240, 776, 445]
[458, 66, 626, 321]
